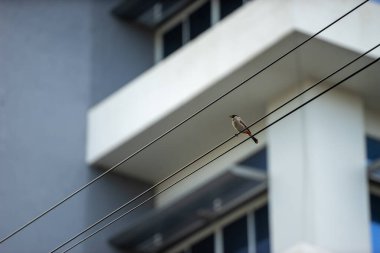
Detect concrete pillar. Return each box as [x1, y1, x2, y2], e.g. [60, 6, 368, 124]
[267, 85, 371, 253]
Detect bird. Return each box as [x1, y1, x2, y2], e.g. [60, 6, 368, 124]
[230, 115, 258, 144]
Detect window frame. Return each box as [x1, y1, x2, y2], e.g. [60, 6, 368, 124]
[154, 0, 251, 62]
[188, 1, 213, 41]
[165, 193, 267, 253]
[154, 0, 210, 62]
[219, 0, 244, 20]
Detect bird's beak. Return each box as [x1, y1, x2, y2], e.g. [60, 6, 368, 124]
[229, 115, 233, 118]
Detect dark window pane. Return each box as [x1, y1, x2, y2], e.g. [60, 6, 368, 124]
[163, 23, 183, 58]
[223, 216, 248, 253]
[255, 205, 271, 253]
[239, 148, 268, 170]
[366, 137, 380, 163]
[161, 0, 178, 12]
[191, 234, 214, 253]
[371, 194, 380, 253]
[189, 1, 211, 40]
[220, 0, 243, 19]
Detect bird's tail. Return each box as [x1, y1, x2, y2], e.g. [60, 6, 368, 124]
[250, 134, 258, 144]
[244, 130, 258, 144]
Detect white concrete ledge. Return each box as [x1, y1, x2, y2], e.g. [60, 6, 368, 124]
[87, 0, 380, 180]
[86, 0, 293, 164]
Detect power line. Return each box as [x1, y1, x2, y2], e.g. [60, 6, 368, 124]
[0, 0, 369, 244]
[52, 53, 380, 253]
[50, 42, 380, 252]
[57, 56, 380, 253]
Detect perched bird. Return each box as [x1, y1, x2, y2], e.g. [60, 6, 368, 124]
[230, 115, 258, 144]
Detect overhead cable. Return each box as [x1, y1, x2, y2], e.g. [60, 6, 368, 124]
[52, 51, 380, 253]
[0, 0, 369, 244]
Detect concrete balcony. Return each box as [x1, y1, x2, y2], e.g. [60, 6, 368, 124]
[87, 0, 380, 189]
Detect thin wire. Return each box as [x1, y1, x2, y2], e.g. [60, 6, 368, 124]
[0, 0, 369, 244]
[55, 55, 380, 253]
[49, 43, 380, 253]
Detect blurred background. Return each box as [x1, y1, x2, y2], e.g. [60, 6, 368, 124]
[0, 0, 380, 252]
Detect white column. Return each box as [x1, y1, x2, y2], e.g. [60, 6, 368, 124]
[247, 212, 256, 253]
[215, 228, 224, 253]
[267, 86, 371, 253]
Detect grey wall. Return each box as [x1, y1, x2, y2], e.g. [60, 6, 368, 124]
[0, 0, 154, 252]
[91, 0, 154, 106]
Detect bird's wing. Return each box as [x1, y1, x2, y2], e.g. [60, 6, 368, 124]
[239, 119, 248, 129]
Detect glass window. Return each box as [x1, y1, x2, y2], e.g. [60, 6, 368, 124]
[254, 205, 271, 253]
[163, 23, 183, 58]
[189, 1, 211, 40]
[367, 137, 380, 164]
[191, 234, 214, 253]
[223, 216, 248, 253]
[161, 0, 178, 12]
[371, 194, 380, 253]
[220, 0, 243, 19]
[239, 148, 268, 170]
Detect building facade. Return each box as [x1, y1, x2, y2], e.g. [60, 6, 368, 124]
[1, 0, 380, 253]
[0, 0, 154, 252]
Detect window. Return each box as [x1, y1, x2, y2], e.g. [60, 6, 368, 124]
[191, 234, 214, 253]
[157, 0, 250, 61]
[239, 148, 268, 171]
[163, 23, 183, 58]
[255, 205, 271, 253]
[189, 1, 211, 40]
[370, 194, 380, 253]
[164, 146, 269, 253]
[220, 0, 243, 19]
[161, 0, 180, 12]
[368, 137, 380, 253]
[367, 136, 380, 164]
[171, 202, 270, 253]
[223, 216, 248, 253]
